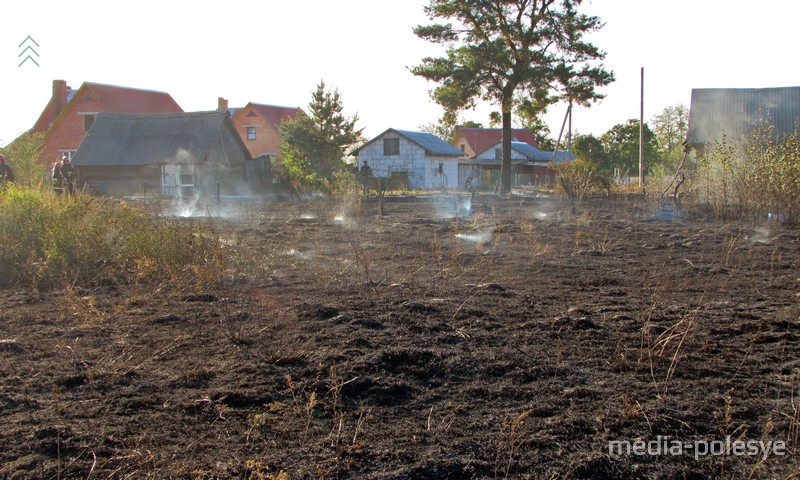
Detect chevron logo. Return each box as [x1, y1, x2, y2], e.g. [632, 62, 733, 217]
[18, 36, 40, 67]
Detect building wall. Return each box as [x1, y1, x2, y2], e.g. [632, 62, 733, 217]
[358, 132, 461, 189]
[232, 108, 283, 158]
[451, 130, 475, 157]
[41, 89, 108, 168]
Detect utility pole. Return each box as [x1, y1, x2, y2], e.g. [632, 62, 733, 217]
[639, 67, 645, 193]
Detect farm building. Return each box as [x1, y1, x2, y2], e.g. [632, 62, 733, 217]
[355, 129, 466, 190]
[71, 111, 256, 197]
[686, 86, 800, 153]
[30, 80, 184, 167]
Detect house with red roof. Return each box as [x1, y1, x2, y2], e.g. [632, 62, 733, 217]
[32, 80, 183, 167]
[220, 99, 302, 160]
[451, 126, 540, 157]
[452, 125, 573, 188]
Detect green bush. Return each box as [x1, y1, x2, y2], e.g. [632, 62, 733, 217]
[693, 125, 800, 224]
[0, 187, 228, 289]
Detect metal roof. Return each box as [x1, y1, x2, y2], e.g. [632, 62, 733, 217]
[72, 111, 247, 167]
[686, 87, 800, 148]
[393, 129, 466, 156]
[473, 141, 575, 163]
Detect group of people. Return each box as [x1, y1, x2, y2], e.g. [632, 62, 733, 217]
[52, 156, 77, 196]
[0, 153, 77, 196]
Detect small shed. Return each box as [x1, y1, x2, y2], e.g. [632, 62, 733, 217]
[356, 128, 466, 190]
[686, 87, 800, 153]
[72, 111, 255, 197]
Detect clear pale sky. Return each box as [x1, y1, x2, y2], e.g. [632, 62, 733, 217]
[1, 0, 798, 148]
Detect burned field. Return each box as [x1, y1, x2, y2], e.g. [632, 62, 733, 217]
[1, 196, 799, 479]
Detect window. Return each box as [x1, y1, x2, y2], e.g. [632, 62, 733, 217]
[60, 150, 77, 161]
[460, 144, 466, 152]
[495, 148, 502, 160]
[83, 114, 95, 132]
[383, 138, 400, 156]
[161, 165, 195, 198]
[247, 127, 256, 140]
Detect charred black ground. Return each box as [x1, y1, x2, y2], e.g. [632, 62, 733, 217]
[1, 195, 798, 479]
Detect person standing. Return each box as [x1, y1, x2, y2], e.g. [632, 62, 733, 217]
[52, 157, 64, 195]
[359, 160, 372, 195]
[0, 154, 15, 185]
[60, 156, 77, 196]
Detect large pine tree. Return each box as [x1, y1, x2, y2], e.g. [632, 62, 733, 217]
[412, 0, 614, 194]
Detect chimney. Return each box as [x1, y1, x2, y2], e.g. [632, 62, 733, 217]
[52, 79, 69, 120]
[218, 97, 229, 112]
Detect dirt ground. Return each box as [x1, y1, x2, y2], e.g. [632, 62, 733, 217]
[1, 194, 799, 479]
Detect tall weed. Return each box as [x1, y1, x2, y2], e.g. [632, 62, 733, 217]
[0, 188, 227, 289]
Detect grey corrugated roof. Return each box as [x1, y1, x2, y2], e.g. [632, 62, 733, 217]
[510, 142, 549, 160]
[686, 87, 800, 148]
[73, 111, 239, 167]
[393, 129, 466, 156]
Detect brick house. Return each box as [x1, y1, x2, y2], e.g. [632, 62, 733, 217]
[221, 99, 302, 159]
[32, 80, 183, 167]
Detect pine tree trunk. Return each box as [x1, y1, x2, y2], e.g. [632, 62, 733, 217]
[500, 100, 513, 195]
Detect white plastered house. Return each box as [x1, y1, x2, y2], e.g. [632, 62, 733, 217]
[355, 128, 467, 190]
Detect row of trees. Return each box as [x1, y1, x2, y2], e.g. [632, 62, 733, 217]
[571, 104, 689, 180]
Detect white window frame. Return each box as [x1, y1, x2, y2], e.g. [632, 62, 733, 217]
[161, 164, 195, 198]
[59, 150, 77, 161]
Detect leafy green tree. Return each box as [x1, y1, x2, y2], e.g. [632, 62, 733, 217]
[651, 104, 689, 154]
[412, 0, 614, 194]
[280, 81, 363, 188]
[600, 119, 660, 176]
[651, 104, 689, 171]
[0, 132, 46, 188]
[515, 102, 556, 150]
[572, 133, 608, 171]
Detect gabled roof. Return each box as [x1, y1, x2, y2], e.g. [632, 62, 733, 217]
[395, 130, 466, 156]
[34, 82, 184, 137]
[454, 126, 541, 152]
[471, 141, 575, 164]
[686, 87, 800, 149]
[72, 111, 250, 167]
[31, 86, 76, 134]
[358, 128, 466, 157]
[237, 103, 301, 128]
[81, 83, 184, 113]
